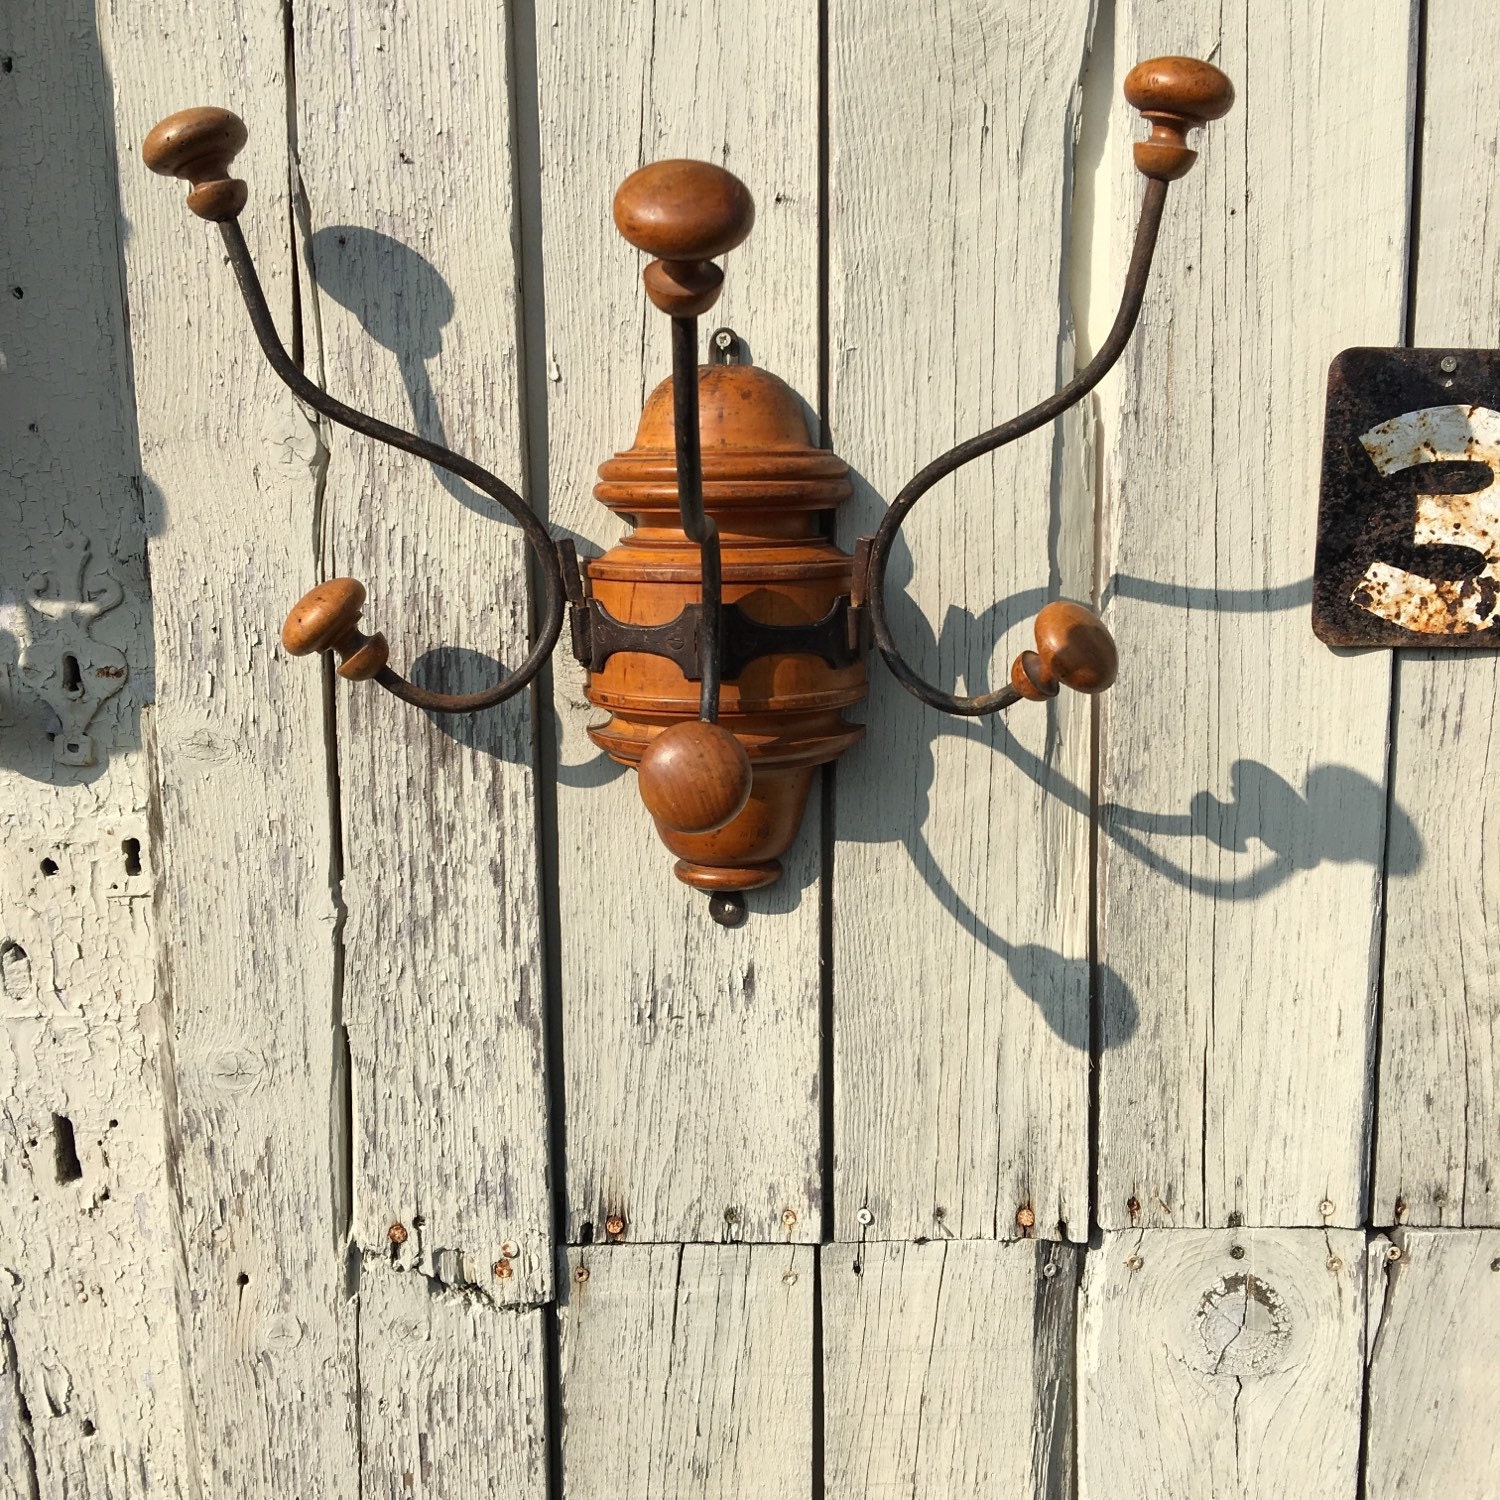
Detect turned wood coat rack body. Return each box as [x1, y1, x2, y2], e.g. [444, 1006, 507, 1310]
[141, 54, 1233, 925]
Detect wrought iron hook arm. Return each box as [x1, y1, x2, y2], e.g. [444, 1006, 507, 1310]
[865, 53, 1235, 718]
[142, 107, 565, 715]
[864, 178, 1167, 717]
[216, 221, 566, 713]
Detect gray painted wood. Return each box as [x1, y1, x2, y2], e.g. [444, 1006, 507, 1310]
[560, 1243, 814, 1497]
[1374, 0, 1500, 1229]
[535, 0, 824, 1245]
[827, 0, 1098, 1247]
[1094, 0, 1414, 1229]
[102, 0, 358, 1490]
[294, 0, 553, 1304]
[822, 1238, 1079, 1497]
[1365, 1230, 1500, 1496]
[0, 3, 188, 1493]
[358, 1266, 547, 1497]
[1079, 1229, 1366, 1496]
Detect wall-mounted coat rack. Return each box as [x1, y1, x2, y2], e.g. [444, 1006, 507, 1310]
[142, 55, 1233, 924]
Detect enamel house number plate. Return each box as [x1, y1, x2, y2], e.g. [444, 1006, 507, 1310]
[1314, 347, 1500, 647]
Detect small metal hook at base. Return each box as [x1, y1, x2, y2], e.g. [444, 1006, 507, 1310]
[708, 891, 748, 927]
[708, 327, 745, 366]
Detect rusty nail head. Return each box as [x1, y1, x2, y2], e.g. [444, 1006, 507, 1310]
[1386, 1244, 1403, 1262]
[781, 1209, 797, 1229]
[493, 1259, 513, 1280]
[1015, 1205, 1035, 1230]
[1319, 1199, 1335, 1216]
[723, 1207, 739, 1224]
[1441, 355, 1458, 372]
[500, 1241, 519, 1258]
[857, 1207, 875, 1227]
[574, 1265, 590, 1283]
[387, 1222, 408, 1245]
[605, 1214, 626, 1237]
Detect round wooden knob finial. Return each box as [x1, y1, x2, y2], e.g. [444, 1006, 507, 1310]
[1123, 57, 1235, 181]
[142, 107, 250, 220]
[613, 160, 755, 261]
[1010, 601, 1118, 701]
[282, 578, 389, 681]
[636, 720, 753, 835]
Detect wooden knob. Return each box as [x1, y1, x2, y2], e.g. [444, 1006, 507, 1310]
[1123, 57, 1235, 181]
[282, 579, 389, 681]
[613, 160, 754, 316]
[1010, 601, 1117, 701]
[142, 107, 250, 220]
[636, 720, 753, 834]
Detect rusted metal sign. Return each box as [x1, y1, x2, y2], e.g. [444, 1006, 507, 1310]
[1314, 347, 1500, 647]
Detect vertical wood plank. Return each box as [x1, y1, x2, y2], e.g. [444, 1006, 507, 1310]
[822, 1239, 1079, 1497]
[1078, 1229, 1365, 1497]
[1364, 1230, 1500, 1496]
[560, 1243, 813, 1497]
[828, 0, 1098, 1244]
[535, 0, 824, 1243]
[0, 2, 189, 1493]
[358, 1268, 548, 1498]
[1374, 0, 1500, 1228]
[1095, 0, 1414, 1229]
[293, 0, 552, 1304]
[101, 1, 358, 1490]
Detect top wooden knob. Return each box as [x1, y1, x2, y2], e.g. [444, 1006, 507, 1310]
[1123, 57, 1235, 181]
[142, 107, 249, 220]
[613, 160, 755, 262]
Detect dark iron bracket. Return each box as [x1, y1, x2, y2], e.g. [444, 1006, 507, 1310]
[569, 591, 868, 681]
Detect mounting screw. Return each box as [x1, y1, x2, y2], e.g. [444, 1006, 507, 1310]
[1441, 355, 1458, 372]
[1229, 1244, 1246, 1260]
[708, 326, 744, 365]
[781, 1209, 798, 1230]
[1327, 1256, 1343, 1272]
[574, 1264, 590, 1283]
[387, 1223, 408, 1245]
[500, 1241, 519, 1258]
[1124, 1254, 1144, 1271]
[493, 1259, 514, 1280]
[1385, 1244, 1403, 1262]
[723, 1206, 739, 1225]
[1015, 1205, 1035, 1231]
[708, 891, 747, 927]
[1319, 1199, 1335, 1216]
[605, 1214, 626, 1238]
[1041, 1261, 1058, 1279]
[1490, 1258, 1500, 1272]
[856, 1207, 875, 1228]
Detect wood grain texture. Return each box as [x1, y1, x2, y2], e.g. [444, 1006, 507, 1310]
[822, 1238, 1079, 1498]
[828, 0, 1097, 1242]
[358, 1265, 547, 1497]
[293, 0, 552, 1305]
[1079, 1229, 1365, 1497]
[101, 0, 358, 1490]
[560, 1243, 813, 1497]
[536, 0, 824, 1243]
[1095, 0, 1414, 1229]
[0, 4, 188, 1494]
[1373, 0, 1500, 1228]
[1364, 1229, 1500, 1496]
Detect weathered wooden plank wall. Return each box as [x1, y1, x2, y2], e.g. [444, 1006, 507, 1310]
[6, 0, 1500, 1493]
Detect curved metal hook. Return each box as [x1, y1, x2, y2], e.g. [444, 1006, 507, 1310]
[865, 177, 1169, 717]
[218, 220, 565, 715]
